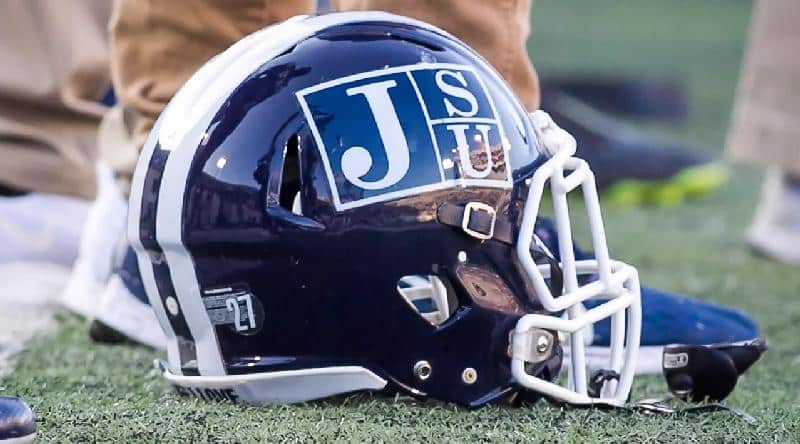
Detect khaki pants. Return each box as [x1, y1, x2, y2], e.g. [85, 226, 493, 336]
[109, 0, 538, 186]
[0, 0, 112, 198]
[728, 0, 800, 175]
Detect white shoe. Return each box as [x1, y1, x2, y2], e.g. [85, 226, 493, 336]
[747, 169, 800, 265]
[60, 163, 127, 318]
[0, 193, 89, 266]
[90, 274, 166, 350]
[0, 187, 83, 374]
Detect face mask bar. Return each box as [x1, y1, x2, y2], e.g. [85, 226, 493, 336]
[512, 111, 642, 406]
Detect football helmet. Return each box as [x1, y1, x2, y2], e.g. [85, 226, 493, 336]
[129, 12, 641, 408]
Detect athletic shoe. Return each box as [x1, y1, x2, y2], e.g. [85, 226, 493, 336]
[747, 169, 800, 265]
[0, 187, 84, 378]
[89, 245, 166, 350]
[583, 286, 758, 375]
[534, 219, 759, 375]
[541, 91, 728, 207]
[60, 163, 127, 318]
[0, 191, 89, 267]
[543, 76, 689, 122]
[0, 396, 36, 444]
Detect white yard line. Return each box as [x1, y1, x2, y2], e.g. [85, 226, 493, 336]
[0, 263, 70, 376]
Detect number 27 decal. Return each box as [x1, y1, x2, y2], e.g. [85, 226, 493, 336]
[226, 293, 256, 332]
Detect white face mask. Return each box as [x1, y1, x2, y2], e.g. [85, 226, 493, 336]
[512, 110, 641, 405]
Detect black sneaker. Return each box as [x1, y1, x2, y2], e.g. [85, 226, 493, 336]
[0, 396, 36, 444]
[541, 90, 728, 206]
[543, 76, 689, 122]
[88, 318, 133, 345]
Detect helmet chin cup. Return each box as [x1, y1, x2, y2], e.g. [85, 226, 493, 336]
[512, 115, 642, 406]
[663, 338, 767, 402]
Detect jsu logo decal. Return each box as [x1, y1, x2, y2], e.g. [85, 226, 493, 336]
[297, 63, 511, 210]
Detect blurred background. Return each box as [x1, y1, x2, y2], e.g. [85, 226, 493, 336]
[532, 1, 760, 297]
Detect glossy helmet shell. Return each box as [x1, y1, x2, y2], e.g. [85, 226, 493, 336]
[131, 12, 554, 408]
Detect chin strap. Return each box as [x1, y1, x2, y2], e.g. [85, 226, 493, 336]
[626, 397, 757, 424]
[437, 202, 512, 244]
[437, 202, 564, 299]
[576, 338, 768, 423]
[561, 396, 757, 424]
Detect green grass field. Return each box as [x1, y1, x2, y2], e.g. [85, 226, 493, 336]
[4, 0, 800, 441]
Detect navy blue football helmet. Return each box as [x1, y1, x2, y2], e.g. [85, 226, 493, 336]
[129, 12, 641, 408]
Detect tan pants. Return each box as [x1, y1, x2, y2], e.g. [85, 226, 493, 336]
[0, 0, 112, 198]
[109, 0, 538, 186]
[728, 0, 800, 175]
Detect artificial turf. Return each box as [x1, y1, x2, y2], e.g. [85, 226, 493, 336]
[3, 0, 799, 441]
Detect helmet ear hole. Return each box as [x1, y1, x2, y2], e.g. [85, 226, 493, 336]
[278, 134, 301, 212]
[397, 275, 458, 326]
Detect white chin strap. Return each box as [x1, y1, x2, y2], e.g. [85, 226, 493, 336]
[510, 111, 641, 406]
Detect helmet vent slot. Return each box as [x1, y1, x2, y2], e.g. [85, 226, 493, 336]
[278, 134, 301, 214]
[397, 275, 457, 326]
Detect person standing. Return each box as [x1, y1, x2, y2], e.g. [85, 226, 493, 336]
[0, 0, 112, 267]
[728, 0, 800, 265]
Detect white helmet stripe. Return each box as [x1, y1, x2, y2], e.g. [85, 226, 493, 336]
[127, 118, 183, 374]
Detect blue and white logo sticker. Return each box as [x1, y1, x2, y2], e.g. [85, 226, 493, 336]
[296, 63, 511, 211]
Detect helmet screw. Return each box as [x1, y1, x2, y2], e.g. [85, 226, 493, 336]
[413, 361, 432, 381]
[461, 367, 477, 384]
[165, 296, 180, 316]
[536, 335, 550, 353]
[457, 251, 468, 263]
